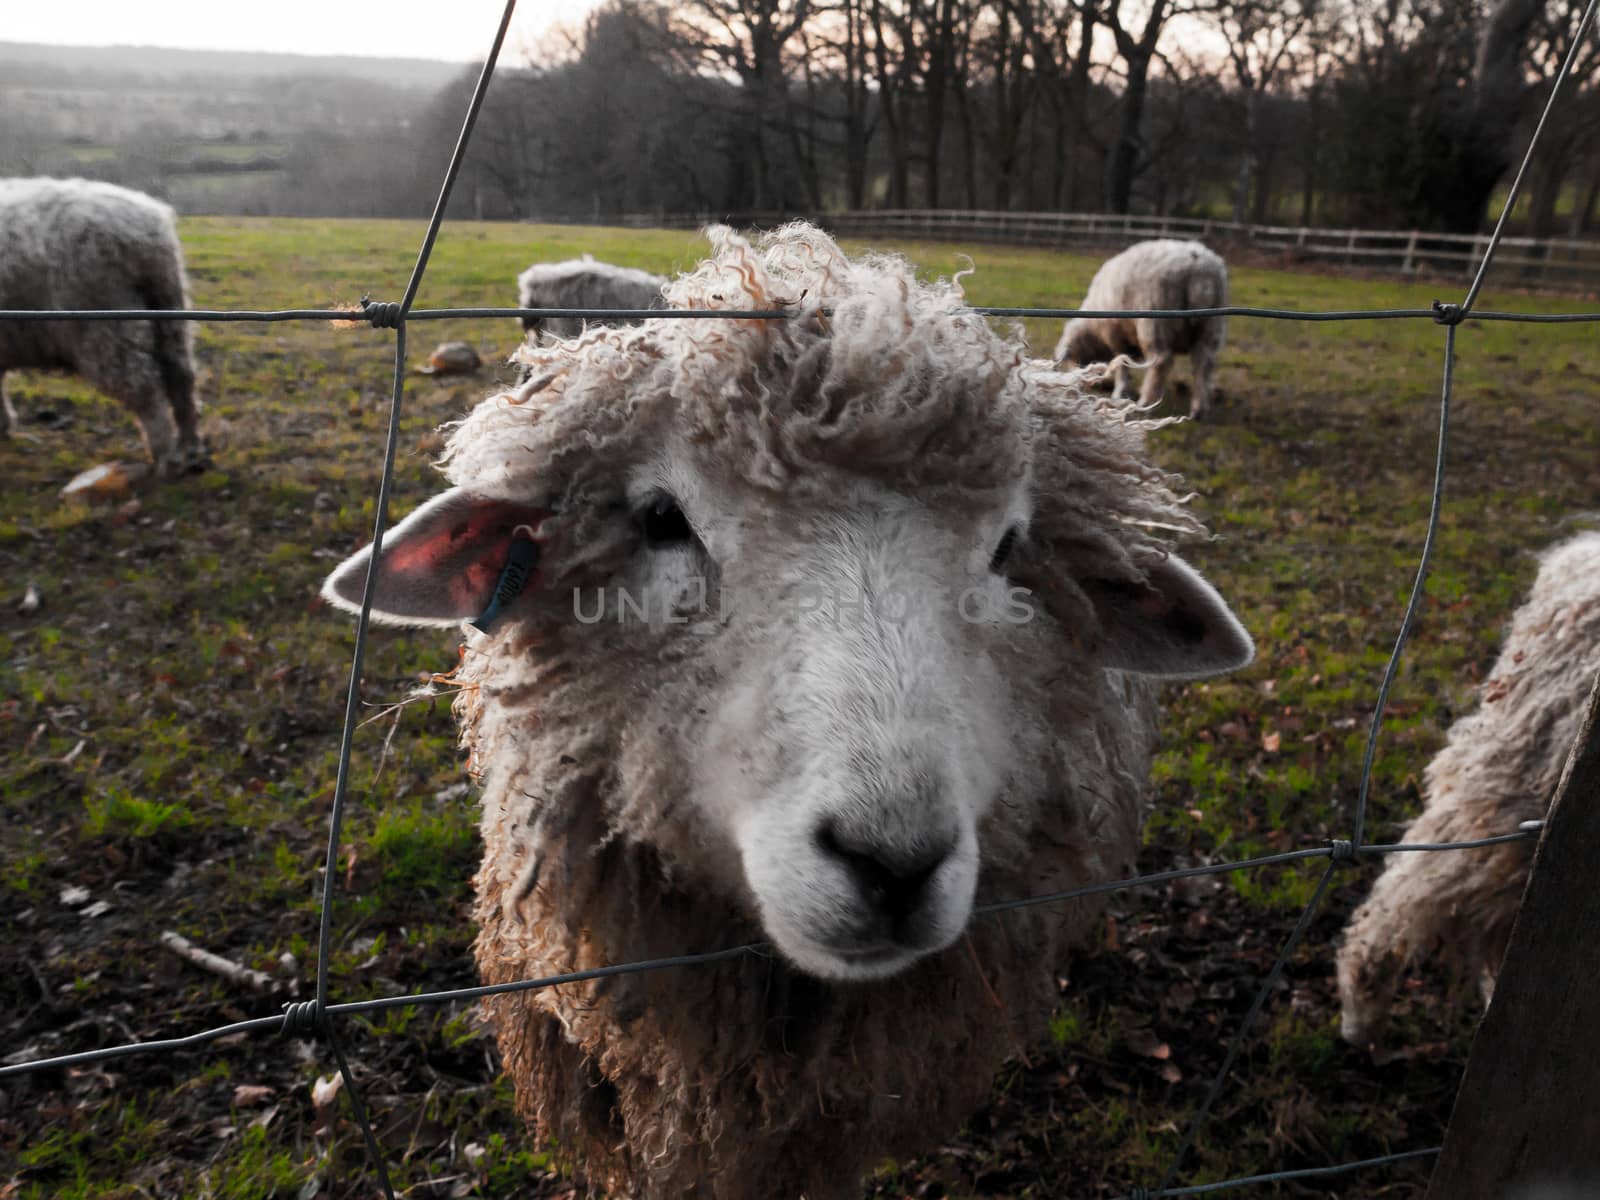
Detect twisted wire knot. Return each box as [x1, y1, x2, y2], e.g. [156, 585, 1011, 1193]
[1431, 299, 1464, 326]
[360, 295, 403, 329]
[281, 1000, 324, 1037]
[1328, 839, 1359, 863]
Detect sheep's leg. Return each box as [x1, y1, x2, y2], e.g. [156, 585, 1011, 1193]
[1051, 326, 1070, 363]
[1111, 359, 1133, 400]
[127, 382, 186, 476]
[1138, 353, 1174, 409]
[78, 325, 184, 474]
[1189, 346, 1217, 419]
[153, 317, 208, 475]
[1477, 963, 1498, 1008]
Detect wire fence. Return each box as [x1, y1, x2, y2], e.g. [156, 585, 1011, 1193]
[4, 1, 1600, 1197]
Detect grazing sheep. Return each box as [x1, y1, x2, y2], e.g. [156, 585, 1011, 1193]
[1053, 239, 1228, 418]
[1336, 531, 1600, 1047]
[516, 254, 667, 341]
[0, 178, 206, 477]
[324, 223, 1254, 1200]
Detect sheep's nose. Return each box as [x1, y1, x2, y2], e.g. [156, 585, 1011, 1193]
[816, 821, 952, 923]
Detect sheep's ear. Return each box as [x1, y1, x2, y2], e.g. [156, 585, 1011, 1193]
[321, 489, 550, 628]
[1082, 554, 1254, 680]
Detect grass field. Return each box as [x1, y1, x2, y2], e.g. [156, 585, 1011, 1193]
[2, 217, 1598, 1199]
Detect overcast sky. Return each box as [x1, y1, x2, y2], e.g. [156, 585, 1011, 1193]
[3, 1, 599, 62]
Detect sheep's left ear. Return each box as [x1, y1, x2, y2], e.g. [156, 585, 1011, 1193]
[1082, 554, 1254, 680]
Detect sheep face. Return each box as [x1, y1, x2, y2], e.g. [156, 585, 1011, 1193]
[323, 223, 1254, 988]
[648, 463, 1028, 980]
[1056, 319, 1116, 366]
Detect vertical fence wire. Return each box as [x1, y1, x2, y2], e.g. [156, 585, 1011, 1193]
[310, 3, 518, 1193]
[1141, 2, 1598, 1189]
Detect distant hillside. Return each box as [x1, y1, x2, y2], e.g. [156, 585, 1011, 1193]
[0, 41, 470, 91]
[0, 41, 490, 218]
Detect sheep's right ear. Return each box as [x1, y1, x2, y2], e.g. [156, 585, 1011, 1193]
[1080, 553, 1255, 680]
[320, 489, 551, 628]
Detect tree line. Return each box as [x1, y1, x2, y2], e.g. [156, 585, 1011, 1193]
[427, 0, 1600, 235]
[4, 1, 1596, 235]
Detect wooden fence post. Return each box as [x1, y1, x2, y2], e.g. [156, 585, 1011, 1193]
[1424, 666, 1600, 1199]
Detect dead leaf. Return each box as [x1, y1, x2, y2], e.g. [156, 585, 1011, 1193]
[311, 1072, 343, 1110]
[1159, 1061, 1183, 1083]
[233, 1084, 276, 1107]
[60, 461, 148, 503]
[1126, 1027, 1172, 1060]
[1261, 730, 1281, 753]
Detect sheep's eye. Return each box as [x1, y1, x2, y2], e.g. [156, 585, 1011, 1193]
[989, 527, 1021, 574]
[639, 496, 694, 548]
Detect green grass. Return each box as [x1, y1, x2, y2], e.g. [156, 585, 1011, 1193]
[2, 216, 1597, 1198]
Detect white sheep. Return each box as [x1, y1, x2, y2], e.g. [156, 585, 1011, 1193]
[516, 254, 667, 342]
[1053, 239, 1228, 418]
[1336, 530, 1600, 1047]
[0, 178, 206, 477]
[323, 223, 1254, 1199]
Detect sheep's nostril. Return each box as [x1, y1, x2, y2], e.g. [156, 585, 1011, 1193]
[816, 821, 952, 923]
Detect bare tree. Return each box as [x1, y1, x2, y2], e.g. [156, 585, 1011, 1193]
[979, 0, 1041, 208]
[1521, 0, 1600, 239]
[1023, 0, 1104, 211]
[673, 0, 817, 208]
[1201, 0, 1316, 223]
[1102, 0, 1187, 213]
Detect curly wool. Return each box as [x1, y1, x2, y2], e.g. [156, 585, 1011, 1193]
[1053, 239, 1228, 418]
[0, 177, 204, 475]
[1336, 530, 1600, 1046]
[441, 223, 1209, 1198]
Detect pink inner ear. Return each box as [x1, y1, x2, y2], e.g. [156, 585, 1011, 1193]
[386, 501, 549, 617]
[326, 493, 557, 625]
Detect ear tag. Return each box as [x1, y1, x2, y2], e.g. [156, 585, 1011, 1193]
[470, 530, 541, 634]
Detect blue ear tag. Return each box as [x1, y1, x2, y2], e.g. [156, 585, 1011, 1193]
[470, 536, 541, 634]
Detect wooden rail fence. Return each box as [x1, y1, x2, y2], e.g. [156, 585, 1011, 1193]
[607, 208, 1600, 290]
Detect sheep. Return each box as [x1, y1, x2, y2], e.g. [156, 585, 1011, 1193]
[1336, 530, 1600, 1048]
[0, 177, 206, 477]
[322, 222, 1254, 1200]
[1053, 239, 1228, 419]
[516, 254, 668, 342]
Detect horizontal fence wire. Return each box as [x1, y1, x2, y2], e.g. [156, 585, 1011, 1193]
[4, 0, 1595, 1195]
[4, 304, 1600, 324]
[0, 826, 1542, 1083]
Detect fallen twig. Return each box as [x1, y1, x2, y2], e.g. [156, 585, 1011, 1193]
[160, 931, 273, 993]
